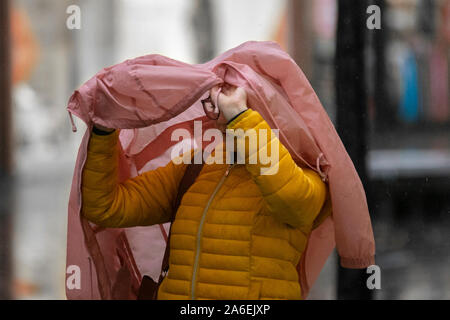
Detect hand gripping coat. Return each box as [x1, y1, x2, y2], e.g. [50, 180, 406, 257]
[66, 41, 375, 300]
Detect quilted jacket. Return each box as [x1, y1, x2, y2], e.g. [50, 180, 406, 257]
[81, 109, 328, 300]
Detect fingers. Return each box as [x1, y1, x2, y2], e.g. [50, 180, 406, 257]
[210, 85, 223, 107]
[210, 84, 230, 96]
[221, 83, 230, 95]
[210, 85, 219, 97]
[210, 84, 239, 96]
[222, 83, 237, 96]
[209, 84, 242, 110]
[236, 86, 247, 100]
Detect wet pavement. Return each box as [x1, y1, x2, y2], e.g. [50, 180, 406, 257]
[308, 196, 450, 300]
[372, 216, 450, 299]
[9, 118, 82, 299]
[11, 154, 74, 299]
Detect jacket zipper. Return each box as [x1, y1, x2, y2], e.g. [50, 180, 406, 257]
[190, 164, 235, 299]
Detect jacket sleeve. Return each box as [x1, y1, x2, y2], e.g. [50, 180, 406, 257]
[81, 130, 188, 228]
[227, 109, 328, 233]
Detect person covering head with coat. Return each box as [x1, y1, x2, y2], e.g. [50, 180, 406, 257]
[66, 41, 375, 301]
[82, 83, 329, 300]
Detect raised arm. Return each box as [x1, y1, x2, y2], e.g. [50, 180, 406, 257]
[81, 129, 188, 228]
[227, 109, 328, 234]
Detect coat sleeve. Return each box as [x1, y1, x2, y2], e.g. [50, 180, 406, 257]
[227, 109, 328, 233]
[81, 130, 188, 228]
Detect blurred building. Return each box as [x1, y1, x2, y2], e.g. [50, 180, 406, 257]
[2, 0, 449, 299]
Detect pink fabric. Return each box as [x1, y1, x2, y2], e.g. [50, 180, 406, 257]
[66, 41, 375, 300]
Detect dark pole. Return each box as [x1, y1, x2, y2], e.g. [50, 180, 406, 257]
[335, 0, 373, 299]
[0, 0, 13, 299]
[191, 0, 216, 63]
[289, 0, 313, 79]
[373, 0, 390, 131]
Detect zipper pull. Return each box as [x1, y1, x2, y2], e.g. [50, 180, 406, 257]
[68, 111, 77, 132]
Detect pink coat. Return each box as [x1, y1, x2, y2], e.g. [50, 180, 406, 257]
[66, 41, 375, 299]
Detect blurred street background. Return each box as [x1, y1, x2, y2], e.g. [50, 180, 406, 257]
[0, 0, 449, 299]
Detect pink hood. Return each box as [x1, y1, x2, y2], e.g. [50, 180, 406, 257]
[66, 41, 375, 299]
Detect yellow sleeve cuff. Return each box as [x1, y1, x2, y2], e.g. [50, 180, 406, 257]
[226, 109, 254, 129]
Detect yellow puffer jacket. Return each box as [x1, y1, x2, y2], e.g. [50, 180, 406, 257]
[82, 109, 328, 300]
